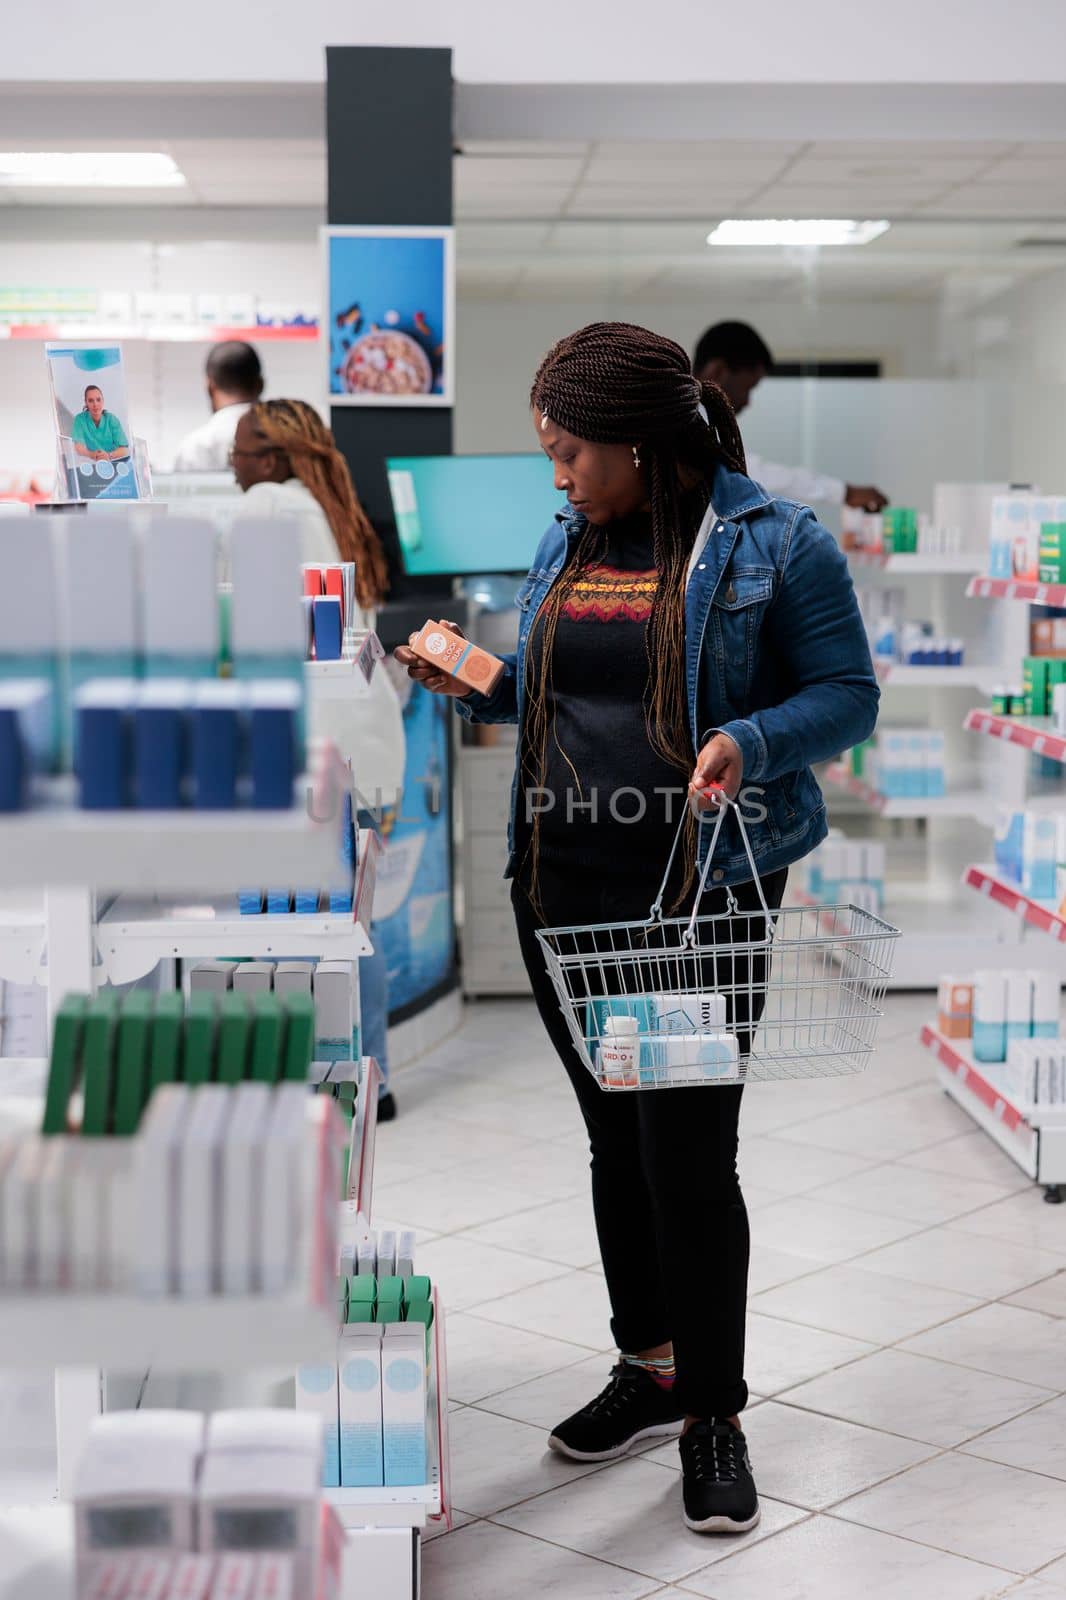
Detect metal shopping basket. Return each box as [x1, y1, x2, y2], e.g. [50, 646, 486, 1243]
[535, 794, 900, 1091]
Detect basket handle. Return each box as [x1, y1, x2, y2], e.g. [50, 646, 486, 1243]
[647, 789, 773, 938]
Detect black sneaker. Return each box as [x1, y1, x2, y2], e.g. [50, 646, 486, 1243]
[548, 1362, 684, 1462]
[680, 1420, 760, 1534]
[377, 1092, 397, 1123]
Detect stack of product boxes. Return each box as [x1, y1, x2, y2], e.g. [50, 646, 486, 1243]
[988, 492, 1066, 581]
[857, 585, 964, 668]
[807, 834, 885, 914]
[0, 989, 341, 1297]
[993, 808, 1064, 905]
[861, 729, 946, 799]
[296, 1233, 433, 1493]
[0, 514, 310, 813]
[190, 959, 360, 1068]
[938, 968, 1060, 1068]
[73, 1409, 343, 1600]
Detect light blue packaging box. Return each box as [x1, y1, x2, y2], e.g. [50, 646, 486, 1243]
[296, 1363, 340, 1487]
[994, 809, 1025, 883]
[339, 1326, 384, 1488]
[1024, 815, 1058, 902]
[382, 1326, 427, 1488]
[972, 1020, 1007, 1063]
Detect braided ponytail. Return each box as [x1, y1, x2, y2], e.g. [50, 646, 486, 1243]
[251, 399, 389, 612]
[523, 322, 746, 911]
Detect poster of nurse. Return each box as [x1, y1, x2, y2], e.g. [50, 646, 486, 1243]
[45, 342, 140, 500]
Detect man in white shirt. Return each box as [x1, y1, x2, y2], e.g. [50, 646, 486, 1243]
[171, 341, 264, 472]
[693, 322, 888, 512]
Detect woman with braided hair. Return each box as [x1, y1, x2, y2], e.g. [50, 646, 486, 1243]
[397, 322, 878, 1533]
[230, 398, 389, 612]
[233, 398, 403, 1119]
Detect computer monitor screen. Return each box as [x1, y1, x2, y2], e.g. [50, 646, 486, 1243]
[386, 454, 564, 576]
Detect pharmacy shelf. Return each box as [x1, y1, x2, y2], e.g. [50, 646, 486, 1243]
[848, 551, 982, 575]
[0, 322, 318, 344]
[0, 1293, 339, 1369]
[874, 661, 1001, 692]
[823, 763, 987, 821]
[0, 901, 45, 985]
[326, 1291, 450, 1532]
[968, 574, 1066, 607]
[0, 745, 347, 893]
[350, 1056, 381, 1221]
[921, 1024, 1066, 1190]
[97, 896, 372, 984]
[963, 864, 1066, 942]
[306, 631, 384, 700]
[964, 708, 1066, 763]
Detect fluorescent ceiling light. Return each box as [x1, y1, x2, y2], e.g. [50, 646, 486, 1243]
[0, 152, 186, 189]
[707, 218, 889, 247]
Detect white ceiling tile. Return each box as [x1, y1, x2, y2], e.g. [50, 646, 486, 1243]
[805, 141, 1014, 160]
[592, 140, 802, 161]
[743, 185, 946, 213]
[781, 156, 991, 184]
[459, 140, 590, 158]
[456, 157, 585, 187]
[582, 157, 788, 183]
[169, 139, 325, 160]
[457, 222, 554, 253]
[919, 185, 1066, 216]
[972, 157, 1066, 183]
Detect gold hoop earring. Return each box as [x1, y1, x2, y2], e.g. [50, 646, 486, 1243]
[632, 446, 641, 469]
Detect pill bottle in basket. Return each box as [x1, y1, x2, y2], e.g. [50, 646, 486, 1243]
[600, 1015, 640, 1088]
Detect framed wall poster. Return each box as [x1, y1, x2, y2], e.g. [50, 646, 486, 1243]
[322, 225, 454, 407]
[45, 342, 140, 501]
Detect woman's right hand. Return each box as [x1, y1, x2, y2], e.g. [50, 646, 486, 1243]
[394, 619, 474, 698]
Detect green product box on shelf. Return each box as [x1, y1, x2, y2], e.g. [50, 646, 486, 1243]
[147, 992, 184, 1096]
[376, 1302, 405, 1325]
[80, 991, 122, 1136]
[404, 1275, 432, 1305]
[249, 992, 283, 1083]
[281, 993, 316, 1082]
[404, 1299, 434, 1356]
[1025, 657, 1051, 717]
[377, 1275, 405, 1310]
[112, 991, 155, 1136]
[346, 1300, 374, 1325]
[42, 995, 87, 1136]
[1009, 693, 1028, 717]
[1039, 523, 1066, 583]
[347, 1274, 376, 1308]
[183, 991, 217, 1086]
[216, 991, 252, 1085]
[991, 688, 1010, 714]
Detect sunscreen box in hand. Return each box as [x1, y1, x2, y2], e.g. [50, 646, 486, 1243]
[410, 620, 504, 695]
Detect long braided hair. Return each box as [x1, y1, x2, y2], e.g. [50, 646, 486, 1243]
[251, 398, 389, 611]
[524, 321, 747, 911]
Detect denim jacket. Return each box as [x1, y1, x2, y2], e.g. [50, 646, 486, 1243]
[457, 463, 879, 886]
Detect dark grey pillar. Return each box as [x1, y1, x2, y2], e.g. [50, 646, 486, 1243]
[325, 46, 454, 575]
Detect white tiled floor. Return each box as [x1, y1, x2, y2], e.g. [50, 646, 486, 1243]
[2, 992, 1066, 1600]
[397, 993, 1066, 1599]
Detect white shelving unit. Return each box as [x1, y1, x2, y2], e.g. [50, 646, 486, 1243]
[97, 896, 372, 984]
[922, 1024, 1066, 1196]
[831, 546, 1038, 984]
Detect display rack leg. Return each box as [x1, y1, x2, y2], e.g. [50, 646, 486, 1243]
[55, 1367, 103, 1499]
[45, 888, 99, 1497]
[43, 886, 96, 1031]
[1043, 1184, 1064, 1205]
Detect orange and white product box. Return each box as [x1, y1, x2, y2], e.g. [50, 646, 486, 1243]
[410, 620, 505, 695]
[937, 976, 973, 1039]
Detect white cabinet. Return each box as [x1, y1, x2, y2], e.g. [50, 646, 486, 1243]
[460, 745, 527, 995]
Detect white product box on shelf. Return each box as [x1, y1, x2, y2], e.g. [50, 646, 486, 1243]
[190, 961, 235, 996]
[142, 517, 217, 664]
[200, 1411, 321, 1600]
[1031, 969, 1060, 1038]
[73, 1410, 204, 1590]
[179, 1086, 230, 1296]
[229, 521, 305, 658]
[382, 1325, 427, 1489]
[339, 1323, 384, 1489]
[134, 1085, 189, 1296]
[221, 1083, 273, 1296]
[973, 970, 1008, 1064]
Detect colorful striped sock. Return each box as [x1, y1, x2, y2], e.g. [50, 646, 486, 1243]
[622, 1352, 676, 1391]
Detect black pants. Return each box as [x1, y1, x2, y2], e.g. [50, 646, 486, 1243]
[512, 861, 787, 1420]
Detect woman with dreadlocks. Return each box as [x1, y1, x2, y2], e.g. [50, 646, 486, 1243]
[397, 323, 878, 1534]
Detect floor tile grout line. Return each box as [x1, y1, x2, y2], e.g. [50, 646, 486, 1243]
[821, 1501, 1034, 1578]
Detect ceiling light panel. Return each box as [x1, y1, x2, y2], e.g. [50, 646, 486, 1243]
[707, 219, 890, 246]
[0, 152, 186, 188]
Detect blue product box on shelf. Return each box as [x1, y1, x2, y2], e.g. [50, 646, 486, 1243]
[190, 682, 242, 809]
[134, 680, 190, 809]
[312, 597, 343, 662]
[75, 678, 135, 809]
[266, 889, 292, 915]
[247, 682, 299, 809]
[238, 891, 265, 915]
